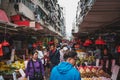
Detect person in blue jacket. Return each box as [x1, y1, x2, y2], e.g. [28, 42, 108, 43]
[50, 50, 81, 80]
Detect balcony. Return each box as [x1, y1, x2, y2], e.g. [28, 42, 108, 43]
[31, 0, 49, 15]
[15, 2, 35, 20]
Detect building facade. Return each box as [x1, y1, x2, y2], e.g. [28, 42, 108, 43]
[72, 0, 95, 34]
[0, 0, 66, 38]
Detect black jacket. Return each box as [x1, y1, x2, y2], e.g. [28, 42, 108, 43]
[49, 49, 60, 65]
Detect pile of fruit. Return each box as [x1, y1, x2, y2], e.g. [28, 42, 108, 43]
[0, 62, 15, 75]
[76, 50, 95, 65]
[10, 60, 25, 70]
[78, 66, 110, 78]
[0, 60, 25, 75]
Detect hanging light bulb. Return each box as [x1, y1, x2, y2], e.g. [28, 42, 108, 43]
[2, 40, 10, 46]
[85, 39, 92, 45]
[83, 38, 92, 46]
[83, 42, 89, 46]
[95, 36, 106, 45]
[32, 43, 37, 48]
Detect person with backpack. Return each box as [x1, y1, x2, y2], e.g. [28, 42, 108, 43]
[25, 50, 45, 80]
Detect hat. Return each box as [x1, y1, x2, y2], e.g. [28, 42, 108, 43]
[63, 47, 68, 51]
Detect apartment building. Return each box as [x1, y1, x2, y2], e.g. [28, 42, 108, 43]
[0, 0, 65, 38]
[73, 0, 95, 34]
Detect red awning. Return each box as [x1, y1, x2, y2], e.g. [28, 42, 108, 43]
[0, 9, 9, 23]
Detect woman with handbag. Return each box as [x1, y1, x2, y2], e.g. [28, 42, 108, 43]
[25, 50, 45, 80]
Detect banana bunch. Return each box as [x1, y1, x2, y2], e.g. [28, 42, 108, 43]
[10, 60, 25, 70]
[87, 56, 95, 63]
[0, 64, 10, 71]
[0, 62, 5, 65]
[78, 56, 95, 65]
[0, 62, 11, 74]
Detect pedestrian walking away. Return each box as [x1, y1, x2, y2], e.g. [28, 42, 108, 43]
[50, 50, 81, 80]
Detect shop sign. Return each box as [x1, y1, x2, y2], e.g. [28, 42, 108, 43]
[14, 20, 30, 27]
[35, 22, 43, 30]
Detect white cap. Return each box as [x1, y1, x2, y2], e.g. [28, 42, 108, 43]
[63, 47, 68, 51]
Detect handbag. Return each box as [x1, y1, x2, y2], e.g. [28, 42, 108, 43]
[31, 59, 44, 80]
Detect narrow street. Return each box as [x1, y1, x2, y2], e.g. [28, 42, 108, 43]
[0, 0, 120, 80]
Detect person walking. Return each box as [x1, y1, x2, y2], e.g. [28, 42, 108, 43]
[94, 46, 101, 66]
[50, 50, 81, 80]
[36, 46, 44, 65]
[25, 50, 45, 80]
[59, 45, 69, 62]
[49, 44, 60, 71]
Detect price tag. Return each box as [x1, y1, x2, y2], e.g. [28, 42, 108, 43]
[12, 72, 17, 80]
[0, 75, 4, 80]
[19, 69, 26, 77]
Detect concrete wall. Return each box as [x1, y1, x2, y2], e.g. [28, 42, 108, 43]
[1, 0, 16, 19]
[1, 0, 35, 20]
[19, 3, 35, 20]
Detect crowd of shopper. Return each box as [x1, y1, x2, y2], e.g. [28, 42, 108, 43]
[24, 41, 120, 80]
